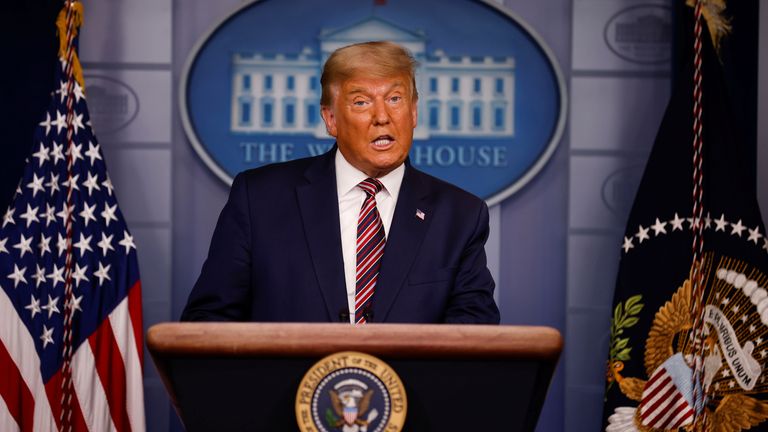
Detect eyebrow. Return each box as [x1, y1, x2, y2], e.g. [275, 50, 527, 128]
[346, 81, 406, 96]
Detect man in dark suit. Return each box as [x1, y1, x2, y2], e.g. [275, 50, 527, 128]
[181, 41, 499, 324]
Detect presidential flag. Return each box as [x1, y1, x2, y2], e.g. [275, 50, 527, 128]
[602, 2, 768, 430]
[0, 3, 144, 431]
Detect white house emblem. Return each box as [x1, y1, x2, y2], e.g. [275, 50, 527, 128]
[181, 0, 566, 204]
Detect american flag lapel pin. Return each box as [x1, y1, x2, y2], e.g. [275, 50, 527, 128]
[415, 209, 425, 220]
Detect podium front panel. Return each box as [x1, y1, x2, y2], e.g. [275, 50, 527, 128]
[148, 323, 562, 431]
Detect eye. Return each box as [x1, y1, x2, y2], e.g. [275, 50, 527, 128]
[353, 100, 368, 107]
[389, 96, 402, 103]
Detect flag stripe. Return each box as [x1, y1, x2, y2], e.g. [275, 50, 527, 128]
[0, 393, 22, 432]
[127, 281, 143, 366]
[0, 288, 56, 431]
[109, 293, 145, 432]
[640, 376, 673, 418]
[43, 363, 61, 431]
[89, 318, 131, 432]
[643, 382, 677, 425]
[647, 392, 685, 428]
[0, 341, 34, 432]
[667, 400, 694, 429]
[641, 378, 674, 419]
[72, 342, 117, 432]
[669, 406, 695, 429]
[639, 374, 672, 414]
[641, 369, 666, 398]
[44, 366, 89, 432]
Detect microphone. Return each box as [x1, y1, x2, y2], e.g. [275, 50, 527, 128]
[338, 309, 374, 322]
[338, 309, 350, 323]
[362, 309, 374, 322]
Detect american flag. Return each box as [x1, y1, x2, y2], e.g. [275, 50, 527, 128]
[0, 38, 144, 432]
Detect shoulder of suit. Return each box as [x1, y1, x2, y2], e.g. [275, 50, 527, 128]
[233, 153, 325, 188]
[240, 155, 316, 179]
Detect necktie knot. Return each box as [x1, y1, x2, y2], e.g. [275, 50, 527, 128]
[358, 178, 383, 197]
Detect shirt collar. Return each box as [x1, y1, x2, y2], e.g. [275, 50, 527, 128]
[335, 148, 405, 199]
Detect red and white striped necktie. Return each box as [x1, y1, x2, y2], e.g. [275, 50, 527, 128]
[355, 178, 386, 324]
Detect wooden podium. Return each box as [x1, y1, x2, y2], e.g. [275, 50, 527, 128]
[147, 323, 562, 431]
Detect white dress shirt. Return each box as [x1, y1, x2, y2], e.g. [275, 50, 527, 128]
[335, 149, 405, 323]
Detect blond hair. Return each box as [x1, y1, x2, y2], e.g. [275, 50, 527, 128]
[320, 41, 419, 106]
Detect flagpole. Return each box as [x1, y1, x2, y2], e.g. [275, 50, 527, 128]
[59, 1, 80, 430]
[689, 0, 707, 429]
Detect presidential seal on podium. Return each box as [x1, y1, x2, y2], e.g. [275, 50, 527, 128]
[296, 352, 407, 432]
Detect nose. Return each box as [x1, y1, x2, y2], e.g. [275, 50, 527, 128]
[372, 99, 390, 125]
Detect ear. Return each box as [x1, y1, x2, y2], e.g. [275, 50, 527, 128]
[321, 105, 338, 137]
[411, 100, 418, 129]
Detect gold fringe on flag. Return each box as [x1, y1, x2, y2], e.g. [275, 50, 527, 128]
[685, 0, 731, 56]
[55, 2, 85, 90]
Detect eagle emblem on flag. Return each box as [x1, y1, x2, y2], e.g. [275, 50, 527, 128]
[606, 253, 768, 431]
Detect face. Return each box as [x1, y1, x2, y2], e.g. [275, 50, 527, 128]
[321, 74, 418, 178]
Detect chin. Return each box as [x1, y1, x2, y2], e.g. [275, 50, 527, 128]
[372, 159, 400, 172]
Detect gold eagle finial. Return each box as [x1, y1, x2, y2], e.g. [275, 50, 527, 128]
[685, 0, 731, 55]
[55, 1, 86, 90]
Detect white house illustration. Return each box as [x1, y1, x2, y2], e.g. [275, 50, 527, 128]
[230, 17, 515, 139]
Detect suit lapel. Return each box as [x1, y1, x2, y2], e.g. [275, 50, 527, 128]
[296, 150, 348, 322]
[374, 164, 433, 321]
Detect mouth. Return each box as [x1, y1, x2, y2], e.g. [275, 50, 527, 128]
[371, 135, 394, 149]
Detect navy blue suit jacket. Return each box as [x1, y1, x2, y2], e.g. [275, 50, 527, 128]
[181, 149, 499, 323]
